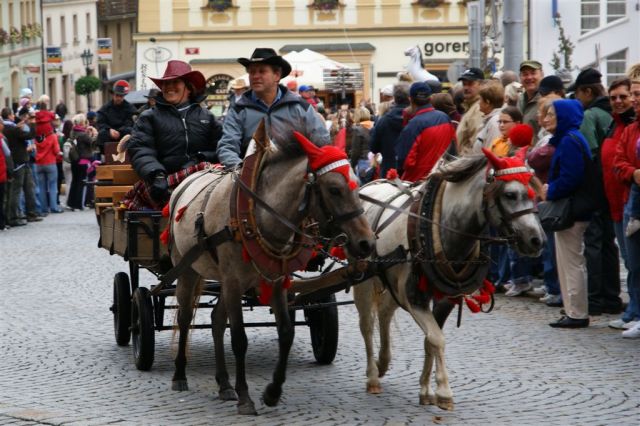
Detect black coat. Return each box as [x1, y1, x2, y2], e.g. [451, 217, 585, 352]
[3, 122, 35, 165]
[127, 96, 223, 181]
[369, 103, 408, 173]
[96, 100, 137, 148]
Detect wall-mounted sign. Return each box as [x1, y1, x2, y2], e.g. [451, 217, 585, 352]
[97, 38, 113, 62]
[185, 47, 200, 55]
[46, 46, 62, 73]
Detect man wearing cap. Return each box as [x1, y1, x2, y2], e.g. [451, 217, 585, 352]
[456, 67, 485, 155]
[228, 78, 248, 109]
[539, 75, 566, 98]
[569, 67, 621, 316]
[395, 82, 456, 182]
[217, 48, 329, 168]
[517, 60, 544, 140]
[127, 60, 223, 206]
[96, 80, 137, 154]
[299, 85, 320, 109]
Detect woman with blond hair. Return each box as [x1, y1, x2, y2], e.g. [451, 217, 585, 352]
[350, 106, 374, 182]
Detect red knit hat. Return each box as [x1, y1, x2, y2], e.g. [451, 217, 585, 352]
[482, 148, 535, 199]
[508, 124, 534, 148]
[293, 131, 357, 190]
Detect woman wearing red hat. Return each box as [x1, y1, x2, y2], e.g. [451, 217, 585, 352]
[34, 110, 62, 214]
[127, 60, 222, 206]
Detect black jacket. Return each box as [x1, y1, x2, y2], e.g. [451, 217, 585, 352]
[128, 95, 223, 181]
[3, 121, 35, 165]
[369, 103, 408, 172]
[96, 99, 137, 148]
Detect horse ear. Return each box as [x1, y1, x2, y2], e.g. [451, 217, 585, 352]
[252, 118, 270, 151]
[481, 148, 507, 170]
[293, 131, 321, 156]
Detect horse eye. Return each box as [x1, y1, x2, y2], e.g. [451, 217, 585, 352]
[328, 187, 341, 196]
[504, 192, 518, 200]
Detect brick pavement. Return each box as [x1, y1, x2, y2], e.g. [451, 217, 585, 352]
[0, 210, 639, 425]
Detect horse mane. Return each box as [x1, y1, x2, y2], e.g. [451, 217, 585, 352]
[432, 155, 488, 183]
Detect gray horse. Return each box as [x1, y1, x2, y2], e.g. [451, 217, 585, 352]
[168, 121, 375, 415]
[354, 151, 544, 410]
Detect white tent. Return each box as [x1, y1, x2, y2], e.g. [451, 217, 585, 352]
[237, 48, 347, 90]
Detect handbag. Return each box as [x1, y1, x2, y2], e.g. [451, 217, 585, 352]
[538, 198, 573, 231]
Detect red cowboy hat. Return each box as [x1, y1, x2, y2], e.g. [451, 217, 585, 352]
[149, 60, 206, 93]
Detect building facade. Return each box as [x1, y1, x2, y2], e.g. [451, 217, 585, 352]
[0, 0, 43, 110]
[43, 0, 100, 115]
[136, 0, 473, 110]
[97, 0, 137, 102]
[529, 0, 639, 85]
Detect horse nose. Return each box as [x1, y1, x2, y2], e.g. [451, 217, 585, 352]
[358, 239, 374, 257]
[530, 236, 543, 249]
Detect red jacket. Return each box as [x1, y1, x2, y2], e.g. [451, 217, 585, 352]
[0, 136, 7, 183]
[35, 133, 60, 166]
[603, 112, 634, 221]
[613, 119, 640, 204]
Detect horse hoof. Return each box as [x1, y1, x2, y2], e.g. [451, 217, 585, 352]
[218, 388, 238, 401]
[436, 397, 454, 411]
[171, 380, 189, 391]
[419, 394, 437, 406]
[262, 383, 282, 407]
[237, 401, 257, 416]
[366, 384, 382, 394]
[376, 361, 389, 378]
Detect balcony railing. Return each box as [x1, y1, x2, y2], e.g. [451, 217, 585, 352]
[98, 0, 138, 18]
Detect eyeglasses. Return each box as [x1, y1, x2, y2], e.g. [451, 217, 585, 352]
[609, 95, 629, 101]
[632, 91, 640, 99]
[497, 120, 514, 124]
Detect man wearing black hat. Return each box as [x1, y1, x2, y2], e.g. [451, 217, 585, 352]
[217, 48, 329, 168]
[394, 82, 456, 182]
[570, 67, 622, 316]
[456, 67, 484, 154]
[517, 60, 544, 142]
[96, 80, 137, 155]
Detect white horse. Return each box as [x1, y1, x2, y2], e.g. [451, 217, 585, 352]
[404, 45, 439, 82]
[354, 151, 544, 410]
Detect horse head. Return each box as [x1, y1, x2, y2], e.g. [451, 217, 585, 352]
[404, 45, 421, 62]
[482, 148, 545, 257]
[293, 131, 375, 258]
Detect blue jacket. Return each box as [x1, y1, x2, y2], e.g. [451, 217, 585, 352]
[369, 103, 408, 173]
[547, 99, 591, 202]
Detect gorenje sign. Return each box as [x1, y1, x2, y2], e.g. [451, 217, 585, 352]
[424, 41, 470, 57]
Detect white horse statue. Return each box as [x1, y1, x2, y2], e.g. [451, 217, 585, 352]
[404, 45, 439, 82]
[354, 150, 544, 410]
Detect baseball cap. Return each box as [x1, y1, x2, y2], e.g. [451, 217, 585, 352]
[567, 68, 602, 92]
[458, 67, 484, 82]
[519, 60, 543, 71]
[113, 80, 130, 95]
[539, 75, 565, 96]
[409, 81, 432, 102]
[299, 85, 315, 92]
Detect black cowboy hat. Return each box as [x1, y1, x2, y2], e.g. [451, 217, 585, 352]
[237, 48, 292, 79]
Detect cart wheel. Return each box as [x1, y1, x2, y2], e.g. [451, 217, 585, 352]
[112, 272, 131, 346]
[132, 287, 155, 371]
[305, 294, 339, 365]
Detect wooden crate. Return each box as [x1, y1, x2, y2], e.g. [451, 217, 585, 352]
[113, 211, 168, 261]
[99, 208, 115, 252]
[96, 164, 133, 181]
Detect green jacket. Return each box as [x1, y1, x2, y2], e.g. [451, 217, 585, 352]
[579, 96, 613, 155]
[518, 91, 541, 143]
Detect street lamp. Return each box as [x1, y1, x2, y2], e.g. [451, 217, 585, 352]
[80, 49, 94, 110]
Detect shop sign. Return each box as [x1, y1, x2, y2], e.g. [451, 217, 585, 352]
[46, 46, 62, 73]
[185, 47, 200, 55]
[423, 41, 470, 57]
[97, 38, 113, 62]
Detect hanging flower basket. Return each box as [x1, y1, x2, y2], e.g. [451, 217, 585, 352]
[203, 0, 234, 12]
[0, 29, 10, 45]
[308, 0, 344, 11]
[412, 0, 445, 7]
[9, 27, 22, 44]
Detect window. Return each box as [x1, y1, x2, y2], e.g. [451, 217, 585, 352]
[86, 13, 91, 40]
[60, 16, 66, 45]
[130, 21, 134, 47]
[581, 0, 600, 34]
[46, 17, 51, 45]
[607, 0, 625, 23]
[73, 14, 78, 43]
[9, 3, 13, 28]
[606, 50, 627, 86]
[103, 25, 108, 38]
[116, 23, 121, 49]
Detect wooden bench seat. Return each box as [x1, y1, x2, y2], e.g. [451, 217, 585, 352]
[94, 164, 141, 215]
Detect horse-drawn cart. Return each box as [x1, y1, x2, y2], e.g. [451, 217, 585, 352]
[97, 163, 354, 371]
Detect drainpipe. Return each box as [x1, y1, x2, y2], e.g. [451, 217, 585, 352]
[40, 0, 45, 96]
[503, 0, 524, 71]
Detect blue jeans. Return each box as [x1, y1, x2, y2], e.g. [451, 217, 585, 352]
[36, 163, 59, 213]
[622, 201, 640, 322]
[508, 247, 532, 285]
[542, 230, 561, 295]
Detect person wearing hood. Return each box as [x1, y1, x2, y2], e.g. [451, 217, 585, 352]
[571, 68, 623, 317]
[127, 60, 222, 206]
[96, 80, 137, 155]
[216, 48, 329, 169]
[541, 99, 592, 328]
[33, 110, 62, 214]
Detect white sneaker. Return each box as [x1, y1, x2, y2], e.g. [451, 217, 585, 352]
[609, 319, 629, 329]
[622, 323, 640, 338]
[625, 218, 640, 237]
[505, 282, 533, 297]
[623, 320, 639, 330]
[531, 286, 547, 296]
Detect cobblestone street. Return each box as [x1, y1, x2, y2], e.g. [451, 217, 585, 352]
[1, 210, 639, 425]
